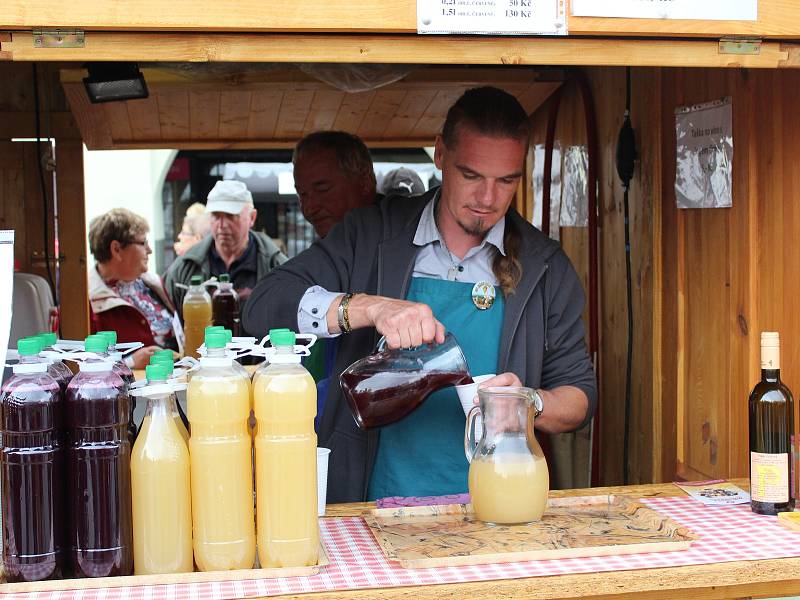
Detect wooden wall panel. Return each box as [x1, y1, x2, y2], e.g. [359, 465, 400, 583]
[563, 65, 800, 487]
[0, 143, 26, 270]
[751, 70, 800, 490]
[55, 140, 89, 340]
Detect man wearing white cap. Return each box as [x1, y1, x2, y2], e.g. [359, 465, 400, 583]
[164, 180, 287, 327]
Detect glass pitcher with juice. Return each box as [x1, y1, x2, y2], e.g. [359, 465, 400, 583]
[465, 387, 549, 524]
[212, 274, 241, 336]
[65, 335, 133, 577]
[188, 331, 255, 571]
[1, 337, 66, 582]
[339, 332, 471, 428]
[183, 274, 212, 358]
[253, 329, 318, 568]
[130, 364, 193, 575]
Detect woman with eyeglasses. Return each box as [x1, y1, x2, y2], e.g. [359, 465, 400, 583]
[88, 208, 177, 369]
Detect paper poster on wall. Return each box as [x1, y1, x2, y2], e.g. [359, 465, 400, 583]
[0, 230, 14, 387]
[571, 0, 756, 21]
[418, 0, 567, 35]
[674, 97, 733, 209]
[532, 143, 562, 241]
[561, 145, 589, 228]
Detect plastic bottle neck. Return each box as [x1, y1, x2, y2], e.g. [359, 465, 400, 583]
[200, 347, 232, 368]
[80, 355, 114, 372]
[13, 358, 48, 374]
[270, 345, 301, 364]
[144, 390, 177, 418]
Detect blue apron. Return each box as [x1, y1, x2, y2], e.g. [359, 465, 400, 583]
[367, 277, 505, 500]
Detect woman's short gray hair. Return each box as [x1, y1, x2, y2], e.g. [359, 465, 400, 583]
[88, 208, 149, 263]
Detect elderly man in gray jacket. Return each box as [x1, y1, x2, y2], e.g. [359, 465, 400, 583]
[244, 87, 596, 503]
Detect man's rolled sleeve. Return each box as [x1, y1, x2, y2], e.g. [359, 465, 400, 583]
[297, 285, 342, 338]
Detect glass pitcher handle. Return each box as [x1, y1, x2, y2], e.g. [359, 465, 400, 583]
[464, 405, 481, 462]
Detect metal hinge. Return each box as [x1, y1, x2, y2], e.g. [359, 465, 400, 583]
[719, 37, 761, 55]
[33, 29, 85, 49]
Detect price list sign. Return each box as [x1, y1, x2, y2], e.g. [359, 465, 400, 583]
[417, 0, 567, 35]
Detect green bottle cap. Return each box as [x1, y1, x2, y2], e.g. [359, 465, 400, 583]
[205, 331, 227, 349]
[145, 364, 168, 382]
[97, 330, 118, 346]
[152, 349, 174, 362]
[205, 325, 224, 335]
[223, 329, 233, 342]
[149, 356, 175, 375]
[84, 335, 109, 353]
[190, 274, 203, 285]
[37, 332, 57, 347]
[271, 329, 296, 347]
[219, 273, 230, 283]
[18, 337, 43, 356]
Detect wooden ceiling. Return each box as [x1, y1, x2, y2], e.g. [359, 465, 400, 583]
[60, 66, 562, 150]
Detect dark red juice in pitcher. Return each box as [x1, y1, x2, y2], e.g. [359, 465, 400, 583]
[1, 338, 66, 582]
[65, 335, 133, 578]
[340, 370, 472, 428]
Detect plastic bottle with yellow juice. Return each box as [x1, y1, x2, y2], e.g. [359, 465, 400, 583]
[130, 364, 193, 574]
[253, 329, 318, 568]
[188, 331, 255, 571]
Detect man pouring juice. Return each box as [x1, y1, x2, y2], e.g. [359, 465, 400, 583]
[244, 87, 597, 503]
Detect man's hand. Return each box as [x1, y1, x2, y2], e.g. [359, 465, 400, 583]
[477, 372, 523, 390]
[327, 294, 445, 349]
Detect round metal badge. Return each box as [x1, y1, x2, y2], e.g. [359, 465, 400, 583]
[471, 281, 496, 310]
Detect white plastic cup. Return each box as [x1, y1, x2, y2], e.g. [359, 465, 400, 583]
[455, 374, 495, 416]
[317, 447, 331, 516]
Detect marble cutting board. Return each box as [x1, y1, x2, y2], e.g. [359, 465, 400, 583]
[363, 495, 698, 568]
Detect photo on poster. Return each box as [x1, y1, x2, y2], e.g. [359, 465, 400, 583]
[674, 97, 733, 209]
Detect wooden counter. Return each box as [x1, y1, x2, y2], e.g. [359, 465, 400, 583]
[316, 479, 800, 600]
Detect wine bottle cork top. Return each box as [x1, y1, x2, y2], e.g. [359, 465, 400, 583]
[761, 332, 780, 346]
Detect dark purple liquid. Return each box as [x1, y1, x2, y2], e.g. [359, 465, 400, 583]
[340, 370, 472, 429]
[1, 371, 66, 582]
[212, 288, 241, 336]
[65, 369, 133, 578]
[112, 363, 138, 444]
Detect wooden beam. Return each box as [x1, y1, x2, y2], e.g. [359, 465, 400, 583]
[3, 0, 800, 37]
[81, 138, 440, 150]
[3, 32, 799, 69]
[55, 140, 89, 340]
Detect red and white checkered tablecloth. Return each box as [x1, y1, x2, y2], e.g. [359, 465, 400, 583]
[3, 497, 800, 600]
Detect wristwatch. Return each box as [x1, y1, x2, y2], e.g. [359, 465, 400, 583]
[532, 389, 544, 419]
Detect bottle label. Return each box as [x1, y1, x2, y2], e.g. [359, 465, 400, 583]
[750, 452, 789, 503]
[760, 344, 780, 370]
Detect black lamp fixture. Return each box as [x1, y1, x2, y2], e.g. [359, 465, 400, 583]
[83, 62, 149, 104]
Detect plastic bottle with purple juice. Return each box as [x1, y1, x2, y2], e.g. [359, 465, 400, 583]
[37, 331, 74, 395]
[97, 330, 137, 443]
[1, 337, 66, 582]
[65, 334, 133, 578]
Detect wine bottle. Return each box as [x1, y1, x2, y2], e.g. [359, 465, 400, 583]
[749, 331, 795, 515]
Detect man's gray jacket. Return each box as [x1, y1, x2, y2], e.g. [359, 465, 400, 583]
[243, 190, 597, 503]
[164, 232, 286, 320]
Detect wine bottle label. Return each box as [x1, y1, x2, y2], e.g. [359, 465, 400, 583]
[750, 452, 789, 503]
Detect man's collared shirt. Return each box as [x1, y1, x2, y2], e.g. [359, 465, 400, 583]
[298, 192, 504, 337]
[209, 232, 259, 298]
